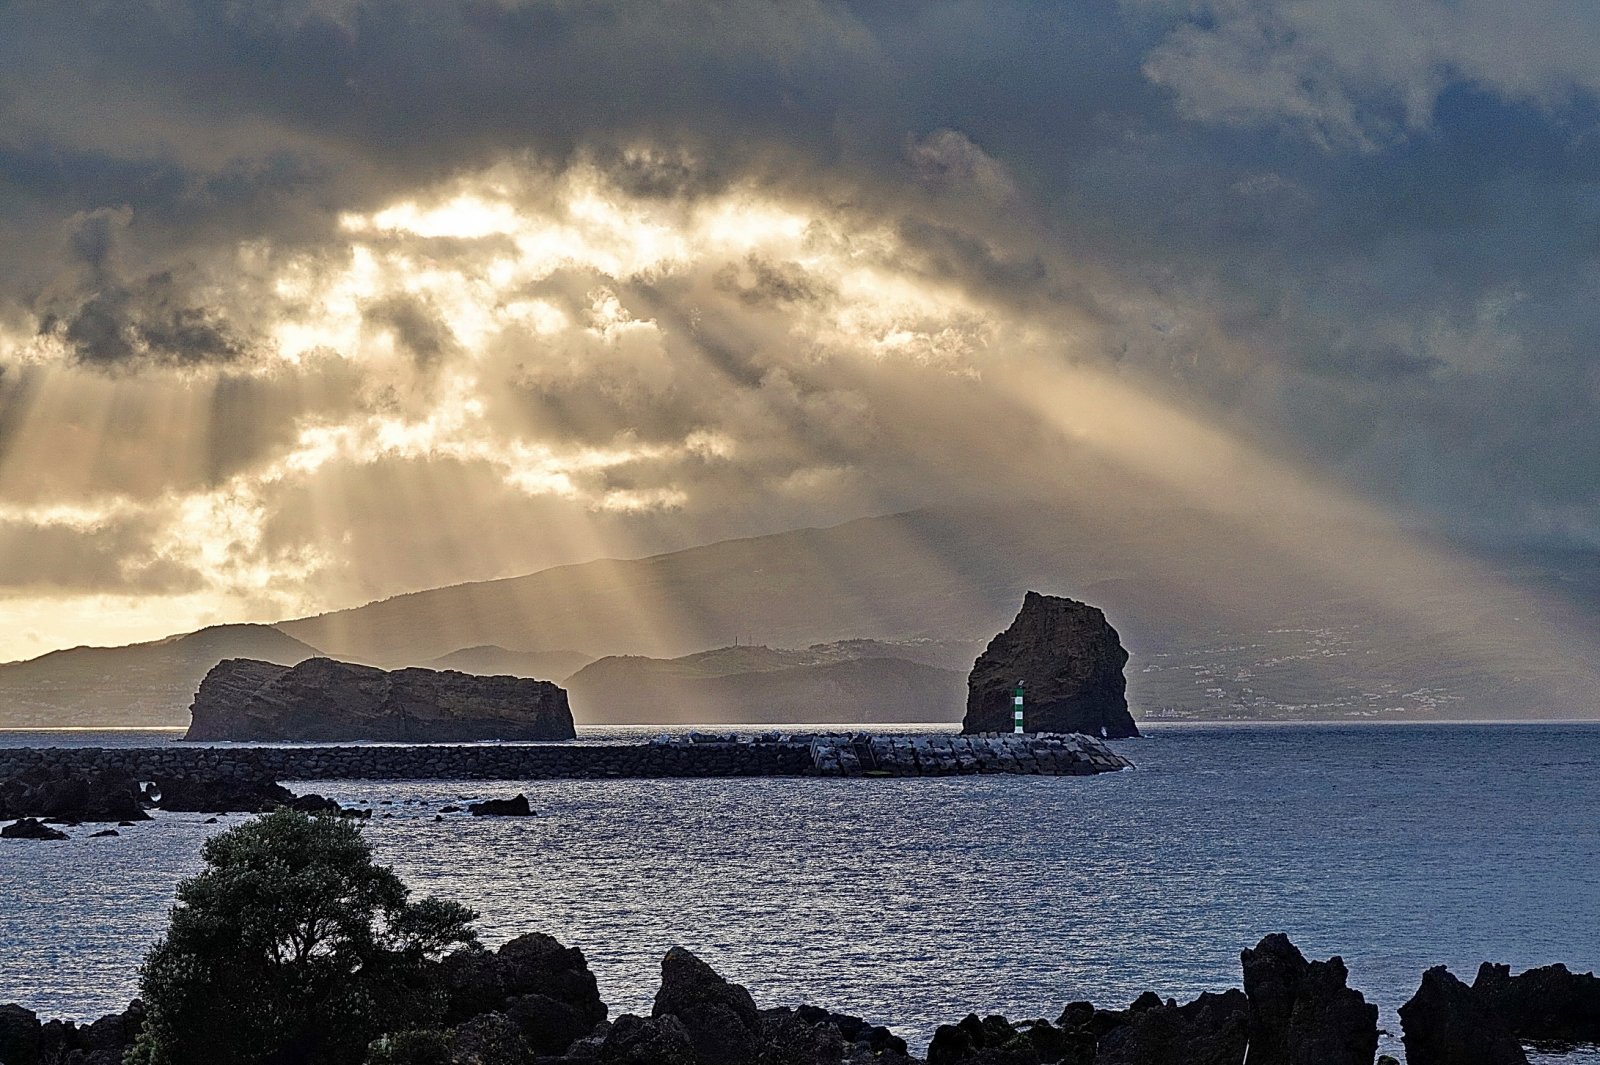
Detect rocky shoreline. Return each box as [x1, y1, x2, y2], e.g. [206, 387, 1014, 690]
[3, 932, 1595, 1065]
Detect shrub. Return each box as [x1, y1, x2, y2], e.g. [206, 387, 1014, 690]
[128, 808, 477, 1065]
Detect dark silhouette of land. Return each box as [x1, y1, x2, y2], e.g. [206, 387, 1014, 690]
[2, 499, 1599, 727]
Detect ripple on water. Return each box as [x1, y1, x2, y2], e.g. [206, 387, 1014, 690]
[2, 723, 1599, 1065]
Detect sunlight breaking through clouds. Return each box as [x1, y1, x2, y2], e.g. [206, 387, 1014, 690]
[0, 0, 1593, 736]
[0, 133, 1595, 699]
[0, 158, 1037, 652]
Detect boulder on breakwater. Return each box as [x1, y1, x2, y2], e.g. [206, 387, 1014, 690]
[805, 731, 1132, 776]
[963, 592, 1140, 739]
[0, 764, 149, 823]
[184, 657, 576, 742]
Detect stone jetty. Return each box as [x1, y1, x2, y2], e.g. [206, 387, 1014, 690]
[806, 731, 1131, 776]
[0, 732, 1131, 784]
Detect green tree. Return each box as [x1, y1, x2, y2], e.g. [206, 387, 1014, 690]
[129, 808, 477, 1065]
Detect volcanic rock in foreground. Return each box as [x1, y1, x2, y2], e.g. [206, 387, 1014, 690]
[963, 592, 1139, 738]
[185, 657, 576, 742]
[653, 946, 763, 1065]
[437, 932, 608, 1054]
[1473, 960, 1600, 1043]
[1399, 966, 1528, 1065]
[1241, 933, 1378, 1065]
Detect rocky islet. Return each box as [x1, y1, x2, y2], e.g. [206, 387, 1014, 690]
[963, 592, 1140, 739]
[186, 591, 1140, 744]
[184, 657, 577, 742]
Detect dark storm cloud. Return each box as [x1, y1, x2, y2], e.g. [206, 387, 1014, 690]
[40, 275, 251, 367]
[28, 207, 256, 367]
[2, 0, 1600, 545]
[894, 219, 1051, 306]
[713, 256, 829, 308]
[363, 294, 459, 367]
[0, 515, 202, 594]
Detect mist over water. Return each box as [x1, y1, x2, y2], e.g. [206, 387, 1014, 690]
[3, 722, 1598, 1063]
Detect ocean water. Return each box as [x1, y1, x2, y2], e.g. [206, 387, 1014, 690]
[2, 722, 1598, 1063]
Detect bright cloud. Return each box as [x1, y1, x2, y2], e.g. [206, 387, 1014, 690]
[3, 0, 1600, 662]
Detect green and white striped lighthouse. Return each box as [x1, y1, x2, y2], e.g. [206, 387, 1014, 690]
[1012, 681, 1025, 733]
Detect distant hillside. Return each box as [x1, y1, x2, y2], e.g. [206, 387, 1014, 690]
[567, 652, 967, 725]
[797, 638, 983, 672]
[277, 499, 1600, 723]
[421, 646, 594, 682]
[0, 624, 322, 727]
[276, 502, 1130, 664]
[12, 495, 1600, 727]
[602, 639, 984, 680]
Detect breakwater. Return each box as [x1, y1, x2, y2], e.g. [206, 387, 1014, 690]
[0, 732, 1131, 781]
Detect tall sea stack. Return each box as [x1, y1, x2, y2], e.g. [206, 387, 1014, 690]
[962, 591, 1139, 738]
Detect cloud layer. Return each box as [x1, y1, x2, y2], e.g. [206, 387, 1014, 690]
[2, 0, 1599, 656]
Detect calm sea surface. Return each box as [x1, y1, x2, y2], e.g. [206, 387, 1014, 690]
[2, 722, 1597, 1063]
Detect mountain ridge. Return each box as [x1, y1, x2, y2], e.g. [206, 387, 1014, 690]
[4, 499, 1600, 726]
[420, 645, 595, 682]
[0, 624, 324, 728]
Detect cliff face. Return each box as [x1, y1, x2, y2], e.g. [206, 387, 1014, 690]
[962, 591, 1139, 739]
[185, 657, 576, 741]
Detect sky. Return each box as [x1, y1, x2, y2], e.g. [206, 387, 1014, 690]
[1, 0, 1598, 661]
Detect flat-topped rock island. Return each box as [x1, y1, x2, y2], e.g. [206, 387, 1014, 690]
[185, 657, 577, 742]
